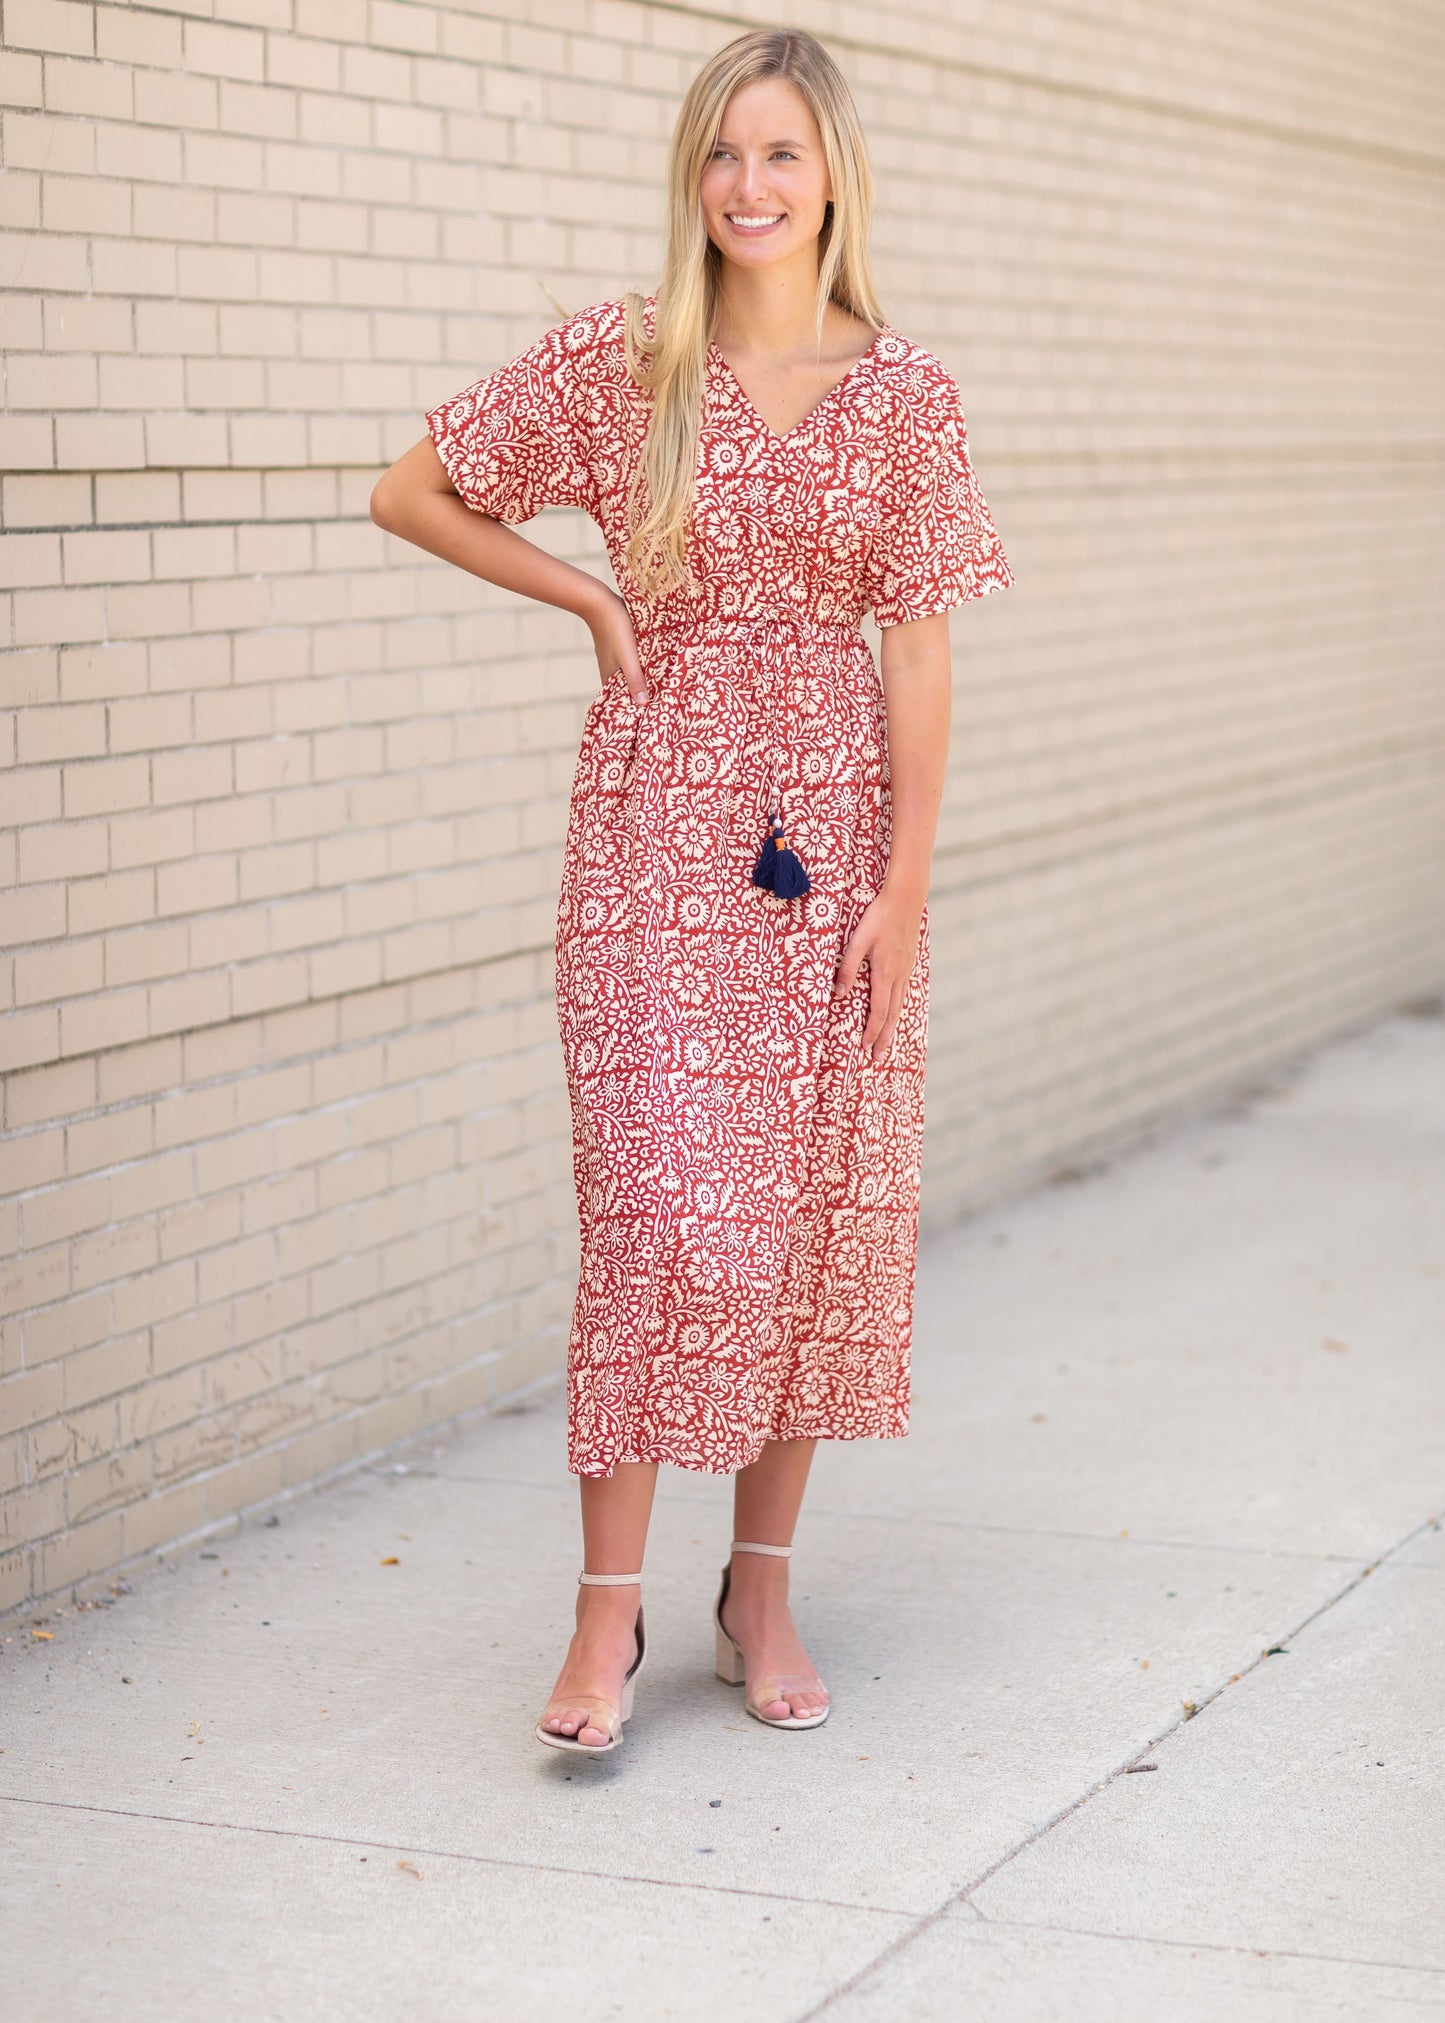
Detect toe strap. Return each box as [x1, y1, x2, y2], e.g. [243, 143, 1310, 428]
[747, 1672, 827, 1715]
[539, 1694, 622, 1742]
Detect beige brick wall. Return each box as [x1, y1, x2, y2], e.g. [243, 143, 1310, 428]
[3, 3, 1443, 1616]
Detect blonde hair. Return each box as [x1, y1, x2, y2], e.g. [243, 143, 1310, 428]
[618, 29, 885, 600]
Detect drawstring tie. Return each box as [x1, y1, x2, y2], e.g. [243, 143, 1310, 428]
[743, 608, 812, 899]
[752, 813, 810, 899]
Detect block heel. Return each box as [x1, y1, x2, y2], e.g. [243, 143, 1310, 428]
[712, 1540, 830, 1731]
[535, 1571, 647, 1755]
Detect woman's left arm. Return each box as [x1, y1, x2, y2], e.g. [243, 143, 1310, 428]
[831, 611, 951, 1061]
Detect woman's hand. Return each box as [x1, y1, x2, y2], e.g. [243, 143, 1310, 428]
[832, 879, 926, 1062]
[586, 588, 648, 705]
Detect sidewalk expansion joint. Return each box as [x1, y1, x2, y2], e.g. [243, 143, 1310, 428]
[0, 1793, 913, 1922]
[797, 1501, 1445, 2020]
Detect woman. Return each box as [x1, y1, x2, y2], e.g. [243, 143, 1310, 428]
[371, 28, 1014, 1754]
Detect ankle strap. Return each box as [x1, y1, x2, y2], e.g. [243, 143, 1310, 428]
[730, 1539, 792, 1557]
[578, 1570, 643, 1586]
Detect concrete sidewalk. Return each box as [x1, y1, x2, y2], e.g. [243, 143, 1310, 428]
[4, 1008, 1443, 2021]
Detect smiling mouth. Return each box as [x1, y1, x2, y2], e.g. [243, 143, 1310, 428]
[726, 213, 785, 230]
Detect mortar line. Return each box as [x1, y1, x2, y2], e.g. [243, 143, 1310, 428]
[797, 1503, 1445, 2020]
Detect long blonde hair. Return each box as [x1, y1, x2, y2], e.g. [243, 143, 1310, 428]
[618, 29, 886, 599]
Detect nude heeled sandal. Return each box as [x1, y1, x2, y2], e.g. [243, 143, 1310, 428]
[534, 1572, 647, 1756]
[714, 1540, 830, 1731]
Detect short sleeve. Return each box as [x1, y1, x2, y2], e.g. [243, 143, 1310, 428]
[867, 378, 1014, 628]
[424, 314, 599, 525]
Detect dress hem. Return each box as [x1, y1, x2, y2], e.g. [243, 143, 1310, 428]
[567, 1414, 911, 1480]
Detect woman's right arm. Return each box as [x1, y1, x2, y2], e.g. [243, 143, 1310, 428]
[370, 438, 647, 700]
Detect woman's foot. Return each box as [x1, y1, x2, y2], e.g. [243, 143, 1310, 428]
[537, 1582, 641, 1747]
[719, 1550, 829, 1723]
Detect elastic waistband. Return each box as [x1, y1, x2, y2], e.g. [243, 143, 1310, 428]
[637, 603, 864, 647]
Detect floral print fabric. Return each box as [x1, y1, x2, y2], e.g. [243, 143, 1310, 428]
[426, 292, 1013, 1475]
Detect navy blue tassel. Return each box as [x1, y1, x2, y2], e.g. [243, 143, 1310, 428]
[751, 812, 811, 897]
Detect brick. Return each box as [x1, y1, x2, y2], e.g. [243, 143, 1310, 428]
[153, 1081, 235, 1152]
[4, 1126, 66, 1194]
[108, 693, 190, 753]
[97, 6, 182, 67]
[117, 1368, 205, 1446]
[3, 475, 88, 534]
[45, 53, 134, 122]
[62, 756, 151, 819]
[5, 1054, 96, 1130]
[35, 1511, 124, 1594]
[0, 54, 46, 150]
[64, 1333, 151, 1411]
[111, 1259, 195, 1334]
[14, 586, 105, 647]
[151, 1412, 233, 1487]
[132, 66, 216, 130]
[0, 230, 88, 295]
[5, 108, 94, 171]
[0, 763, 62, 824]
[222, 75, 301, 144]
[71, 1217, 160, 1294]
[181, 18, 263, 81]
[108, 806, 195, 871]
[41, 171, 129, 236]
[0, 1005, 59, 1073]
[0, 1364, 64, 1436]
[67, 870, 156, 938]
[93, 118, 179, 184]
[15, 703, 105, 765]
[14, 936, 103, 1006]
[59, 986, 149, 1060]
[159, 1193, 241, 1262]
[68, 1445, 152, 1524]
[0, 519, 59, 601]
[155, 853, 240, 917]
[104, 582, 191, 635]
[66, 1100, 151, 1181]
[229, 1275, 307, 1351]
[97, 1035, 183, 1106]
[116, 1475, 206, 1558]
[104, 921, 190, 989]
[147, 969, 232, 1039]
[93, 471, 179, 530]
[14, 0, 96, 73]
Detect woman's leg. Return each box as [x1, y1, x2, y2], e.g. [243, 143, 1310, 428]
[725, 1438, 829, 1722]
[539, 1461, 657, 1745]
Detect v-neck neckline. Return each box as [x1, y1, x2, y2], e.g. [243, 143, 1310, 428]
[707, 324, 890, 444]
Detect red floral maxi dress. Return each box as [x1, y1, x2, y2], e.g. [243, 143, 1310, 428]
[426, 292, 1014, 1478]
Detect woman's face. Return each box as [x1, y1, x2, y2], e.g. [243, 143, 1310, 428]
[699, 77, 833, 272]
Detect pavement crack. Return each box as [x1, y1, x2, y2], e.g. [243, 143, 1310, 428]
[969, 1914, 1445, 1980]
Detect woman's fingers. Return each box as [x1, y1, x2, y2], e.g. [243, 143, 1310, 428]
[835, 900, 918, 1055]
[618, 662, 648, 705]
[862, 976, 898, 1057]
[838, 929, 902, 1056]
[833, 928, 865, 1000]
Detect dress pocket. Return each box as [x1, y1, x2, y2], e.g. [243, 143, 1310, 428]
[580, 668, 645, 816]
[584, 665, 644, 724]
